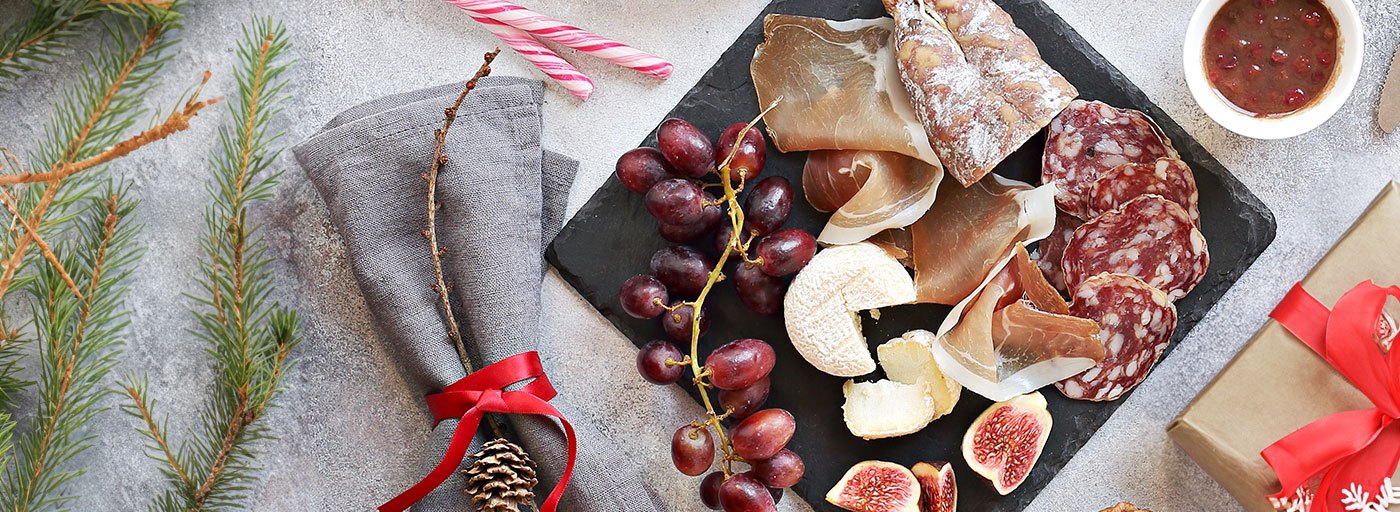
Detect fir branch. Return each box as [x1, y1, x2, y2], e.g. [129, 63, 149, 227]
[425, 48, 499, 374]
[0, 10, 185, 304]
[1, 185, 142, 511]
[0, 0, 176, 87]
[121, 18, 301, 512]
[0, 1, 106, 85]
[0, 192, 81, 300]
[0, 74, 220, 187]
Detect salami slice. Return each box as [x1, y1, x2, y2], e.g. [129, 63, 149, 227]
[1086, 157, 1201, 226]
[1056, 273, 1177, 401]
[1061, 194, 1208, 301]
[1034, 210, 1082, 293]
[1042, 100, 1177, 218]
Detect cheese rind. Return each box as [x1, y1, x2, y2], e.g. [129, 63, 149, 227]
[784, 243, 916, 377]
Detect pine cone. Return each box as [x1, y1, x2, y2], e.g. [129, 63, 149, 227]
[464, 439, 539, 512]
[1099, 503, 1150, 512]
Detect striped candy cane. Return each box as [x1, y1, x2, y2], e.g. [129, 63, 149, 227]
[448, 0, 673, 79]
[469, 14, 595, 100]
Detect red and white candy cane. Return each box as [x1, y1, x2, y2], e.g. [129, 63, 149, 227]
[469, 13, 596, 100]
[447, 0, 673, 79]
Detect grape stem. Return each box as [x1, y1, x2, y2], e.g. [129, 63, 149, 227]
[681, 103, 778, 479]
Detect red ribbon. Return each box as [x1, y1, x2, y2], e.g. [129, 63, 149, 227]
[379, 351, 576, 512]
[1264, 281, 1400, 511]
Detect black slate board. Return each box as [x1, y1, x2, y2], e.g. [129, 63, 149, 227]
[546, 0, 1276, 510]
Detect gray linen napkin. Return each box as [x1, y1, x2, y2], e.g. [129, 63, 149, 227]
[293, 77, 663, 511]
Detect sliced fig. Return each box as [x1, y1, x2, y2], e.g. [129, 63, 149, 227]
[961, 392, 1052, 495]
[911, 461, 956, 512]
[825, 460, 920, 512]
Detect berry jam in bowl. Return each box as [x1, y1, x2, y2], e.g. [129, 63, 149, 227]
[1183, 0, 1362, 139]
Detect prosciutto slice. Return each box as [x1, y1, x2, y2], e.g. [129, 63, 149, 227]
[752, 15, 940, 165]
[805, 151, 945, 245]
[908, 174, 1055, 305]
[932, 243, 1103, 402]
[883, 0, 1041, 186]
[803, 150, 872, 213]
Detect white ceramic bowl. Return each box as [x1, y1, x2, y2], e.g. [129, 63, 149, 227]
[1182, 0, 1363, 139]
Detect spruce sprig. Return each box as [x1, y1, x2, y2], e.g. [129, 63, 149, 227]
[0, 0, 175, 87]
[121, 18, 300, 512]
[0, 5, 216, 304]
[1, 184, 142, 511]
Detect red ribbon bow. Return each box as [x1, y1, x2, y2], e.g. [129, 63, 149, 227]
[1265, 281, 1400, 511]
[379, 351, 576, 512]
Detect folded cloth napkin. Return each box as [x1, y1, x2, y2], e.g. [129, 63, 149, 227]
[293, 76, 664, 511]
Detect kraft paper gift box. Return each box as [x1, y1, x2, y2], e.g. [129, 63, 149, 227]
[1168, 181, 1400, 512]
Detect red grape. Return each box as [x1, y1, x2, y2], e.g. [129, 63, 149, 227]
[658, 118, 715, 178]
[672, 424, 715, 476]
[651, 246, 714, 297]
[705, 338, 775, 390]
[715, 122, 766, 184]
[646, 179, 706, 225]
[742, 177, 792, 236]
[637, 340, 685, 385]
[700, 472, 725, 510]
[662, 301, 709, 342]
[750, 449, 804, 488]
[718, 472, 776, 512]
[619, 275, 668, 319]
[616, 147, 676, 194]
[733, 263, 783, 316]
[730, 409, 795, 461]
[660, 196, 722, 243]
[718, 375, 770, 421]
[756, 229, 816, 277]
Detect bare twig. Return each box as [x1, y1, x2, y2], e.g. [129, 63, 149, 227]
[425, 48, 499, 374]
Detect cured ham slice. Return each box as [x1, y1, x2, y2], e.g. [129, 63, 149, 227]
[803, 151, 871, 213]
[1033, 210, 1082, 294]
[930, 0, 1077, 127]
[932, 243, 1103, 402]
[752, 15, 940, 165]
[884, 0, 1041, 186]
[806, 151, 945, 245]
[909, 175, 1055, 305]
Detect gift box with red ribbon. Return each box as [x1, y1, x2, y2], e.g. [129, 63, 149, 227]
[1170, 181, 1400, 512]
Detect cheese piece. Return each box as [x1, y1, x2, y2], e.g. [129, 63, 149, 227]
[784, 243, 916, 377]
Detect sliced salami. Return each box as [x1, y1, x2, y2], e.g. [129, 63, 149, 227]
[1034, 210, 1082, 294]
[1086, 157, 1201, 226]
[1056, 273, 1177, 401]
[1042, 100, 1177, 218]
[1061, 194, 1208, 301]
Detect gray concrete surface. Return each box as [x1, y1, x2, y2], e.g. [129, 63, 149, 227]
[0, 0, 1397, 510]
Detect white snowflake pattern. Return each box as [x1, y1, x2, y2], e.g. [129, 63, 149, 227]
[1337, 478, 1400, 512]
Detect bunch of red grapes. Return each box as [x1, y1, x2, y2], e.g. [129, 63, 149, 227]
[615, 117, 816, 512]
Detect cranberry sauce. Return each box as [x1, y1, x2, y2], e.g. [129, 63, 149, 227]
[1203, 0, 1339, 116]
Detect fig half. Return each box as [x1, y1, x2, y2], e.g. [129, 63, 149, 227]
[911, 461, 956, 512]
[825, 460, 920, 512]
[960, 391, 1052, 495]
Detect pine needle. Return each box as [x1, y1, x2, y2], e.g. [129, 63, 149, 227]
[0, 7, 190, 304]
[119, 17, 300, 512]
[1, 184, 143, 511]
[0, 0, 178, 88]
